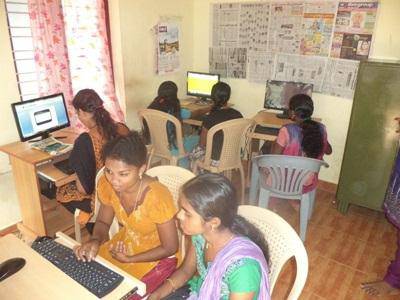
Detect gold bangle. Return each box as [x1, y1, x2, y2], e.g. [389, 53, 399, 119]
[166, 278, 177, 292]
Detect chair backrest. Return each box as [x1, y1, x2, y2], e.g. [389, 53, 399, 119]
[254, 154, 329, 197]
[238, 205, 308, 299]
[146, 166, 195, 257]
[94, 167, 119, 238]
[204, 118, 254, 170]
[138, 108, 185, 160]
[145, 165, 195, 206]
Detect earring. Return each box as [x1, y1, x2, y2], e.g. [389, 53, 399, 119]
[139, 173, 143, 180]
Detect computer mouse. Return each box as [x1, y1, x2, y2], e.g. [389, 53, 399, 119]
[0, 257, 26, 282]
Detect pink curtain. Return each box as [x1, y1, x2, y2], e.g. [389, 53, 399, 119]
[62, 0, 124, 128]
[28, 0, 78, 128]
[28, 0, 124, 132]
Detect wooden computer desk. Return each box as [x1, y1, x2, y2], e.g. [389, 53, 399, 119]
[0, 128, 78, 237]
[180, 98, 234, 127]
[0, 232, 146, 299]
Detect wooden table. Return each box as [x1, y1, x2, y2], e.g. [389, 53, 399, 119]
[0, 232, 146, 299]
[0, 128, 78, 237]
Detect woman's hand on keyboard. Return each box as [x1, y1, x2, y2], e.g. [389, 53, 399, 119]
[73, 238, 100, 262]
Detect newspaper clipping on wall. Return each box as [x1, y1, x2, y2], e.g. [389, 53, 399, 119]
[239, 2, 270, 51]
[156, 23, 180, 75]
[300, 2, 337, 56]
[274, 54, 327, 92]
[209, 47, 247, 79]
[268, 2, 304, 54]
[322, 58, 359, 99]
[331, 1, 378, 60]
[248, 51, 275, 83]
[209, 1, 378, 99]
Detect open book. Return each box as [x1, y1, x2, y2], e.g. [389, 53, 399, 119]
[31, 137, 73, 155]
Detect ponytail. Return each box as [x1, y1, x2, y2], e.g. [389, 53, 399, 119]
[231, 215, 270, 263]
[93, 107, 119, 141]
[211, 81, 230, 111]
[300, 120, 323, 158]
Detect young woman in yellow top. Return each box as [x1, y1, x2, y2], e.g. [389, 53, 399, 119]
[74, 131, 180, 297]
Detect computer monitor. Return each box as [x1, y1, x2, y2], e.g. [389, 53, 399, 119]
[264, 80, 313, 119]
[11, 93, 70, 142]
[187, 71, 220, 101]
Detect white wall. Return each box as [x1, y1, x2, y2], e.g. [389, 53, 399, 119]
[191, 0, 400, 184]
[109, 0, 194, 130]
[0, 0, 21, 173]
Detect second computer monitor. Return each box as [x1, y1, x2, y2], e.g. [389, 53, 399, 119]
[187, 71, 220, 100]
[264, 80, 313, 117]
[11, 93, 70, 142]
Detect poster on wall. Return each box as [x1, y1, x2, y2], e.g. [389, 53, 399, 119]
[156, 23, 180, 75]
[330, 1, 378, 60]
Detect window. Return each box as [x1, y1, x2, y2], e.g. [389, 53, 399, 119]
[5, 0, 40, 100]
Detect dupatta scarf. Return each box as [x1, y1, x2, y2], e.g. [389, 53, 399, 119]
[189, 236, 271, 300]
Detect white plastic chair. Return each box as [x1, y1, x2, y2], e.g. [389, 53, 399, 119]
[145, 165, 195, 206]
[249, 154, 329, 241]
[138, 109, 186, 166]
[194, 118, 254, 203]
[145, 165, 195, 257]
[238, 205, 308, 299]
[74, 167, 119, 243]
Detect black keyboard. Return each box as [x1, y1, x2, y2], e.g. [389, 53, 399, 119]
[53, 159, 75, 175]
[31, 237, 124, 298]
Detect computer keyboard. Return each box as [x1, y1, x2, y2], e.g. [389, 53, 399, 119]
[31, 236, 124, 298]
[53, 159, 75, 175]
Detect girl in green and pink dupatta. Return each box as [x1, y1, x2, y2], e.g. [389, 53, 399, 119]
[148, 173, 271, 300]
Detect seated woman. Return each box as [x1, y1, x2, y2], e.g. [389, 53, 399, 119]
[56, 89, 129, 231]
[149, 173, 270, 300]
[145, 81, 198, 164]
[191, 81, 243, 169]
[74, 131, 180, 298]
[270, 94, 332, 192]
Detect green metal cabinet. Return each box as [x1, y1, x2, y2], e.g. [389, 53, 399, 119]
[337, 60, 400, 213]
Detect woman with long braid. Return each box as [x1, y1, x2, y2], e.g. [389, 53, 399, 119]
[56, 89, 129, 232]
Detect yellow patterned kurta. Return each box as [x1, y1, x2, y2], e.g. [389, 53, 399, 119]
[97, 175, 178, 279]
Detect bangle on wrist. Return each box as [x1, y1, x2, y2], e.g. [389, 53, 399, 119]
[166, 278, 177, 292]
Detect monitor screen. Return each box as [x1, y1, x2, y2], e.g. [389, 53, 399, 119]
[187, 71, 220, 99]
[11, 93, 70, 141]
[264, 80, 313, 111]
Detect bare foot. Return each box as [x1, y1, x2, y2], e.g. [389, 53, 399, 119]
[361, 280, 400, 296]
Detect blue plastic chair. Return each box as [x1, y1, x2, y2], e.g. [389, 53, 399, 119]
[249, 154, 329, 241]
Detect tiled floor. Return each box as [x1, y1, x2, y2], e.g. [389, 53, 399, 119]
[2, 168, 400, 299]
[269, 189, 399, 300]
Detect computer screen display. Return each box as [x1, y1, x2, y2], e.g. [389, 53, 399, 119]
[11, 93, 70, 141]
[187, 71, 220, 99]
[264, 80, 313, 111]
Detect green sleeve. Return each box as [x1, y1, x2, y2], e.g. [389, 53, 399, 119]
[227, 258, 262, 295]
